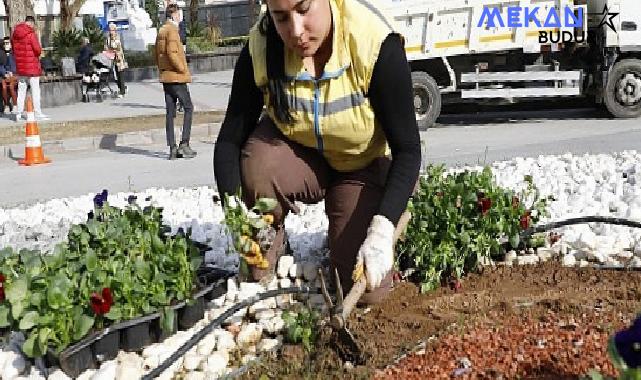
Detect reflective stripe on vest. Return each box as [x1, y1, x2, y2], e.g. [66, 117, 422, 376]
[249, 0, 395, 171]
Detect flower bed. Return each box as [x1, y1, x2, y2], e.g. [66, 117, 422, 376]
[1, 151, 641, 379]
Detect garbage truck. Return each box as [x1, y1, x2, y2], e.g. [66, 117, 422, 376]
[380, 0, 641, 128]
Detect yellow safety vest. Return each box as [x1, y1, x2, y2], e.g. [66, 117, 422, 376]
[248, 0, 395, 172]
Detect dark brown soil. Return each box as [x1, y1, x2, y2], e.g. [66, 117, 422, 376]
[242, 263, 641, 379]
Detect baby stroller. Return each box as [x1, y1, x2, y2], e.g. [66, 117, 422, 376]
[82, 52, 119, 102]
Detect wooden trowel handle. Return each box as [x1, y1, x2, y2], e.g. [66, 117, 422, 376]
[333, 276, 368, 329]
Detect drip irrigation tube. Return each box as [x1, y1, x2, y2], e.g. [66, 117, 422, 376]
[520, 216, 641, 239]
[141, 284, 319, 379]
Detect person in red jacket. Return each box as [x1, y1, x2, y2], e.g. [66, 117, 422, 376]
[11, 16, 48, 121]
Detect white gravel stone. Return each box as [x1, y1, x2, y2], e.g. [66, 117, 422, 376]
[289, 263, 303, 279]
[215, 331, 236, 352]
[77, 370, 97, 380]
[257, 338, 282, 353]
[277, 256, 294, 278]
[562, 254, 577, 267]
[203, 352, 228, 377]
[116, 352, 144, 380]
[630, 257, 641, 268]
[91, 361, 117, 380]
[1, 351, 26, 379]
[183, 353, 204, 371]
[237, 323, 263, 348]
[183, 372, 206, 380]
[516, 255, 539, 266]
[196, 334, 217, 356]
[47, 370, 72, 380]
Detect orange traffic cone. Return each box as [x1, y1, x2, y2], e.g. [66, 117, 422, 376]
[18, 96, 50, 166]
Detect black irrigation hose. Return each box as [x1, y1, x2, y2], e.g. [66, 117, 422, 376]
[520, 216, 641, 239]
[141, 285, 319, 380]
[141, 217, 641, 378]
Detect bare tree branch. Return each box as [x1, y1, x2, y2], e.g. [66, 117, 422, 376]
[60, 0, 88, 31]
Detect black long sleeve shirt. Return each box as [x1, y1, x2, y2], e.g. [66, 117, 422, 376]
[214, 33, 421, 225]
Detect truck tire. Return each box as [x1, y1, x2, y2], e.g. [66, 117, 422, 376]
[411, 71, 441, 130]
[604, 59, 641, 118]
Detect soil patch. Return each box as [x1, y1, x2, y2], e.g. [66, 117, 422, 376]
[0, 111, 225, 145]
[241, 263, 641, 379]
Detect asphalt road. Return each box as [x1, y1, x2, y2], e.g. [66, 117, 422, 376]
[2, 104, 640, 207]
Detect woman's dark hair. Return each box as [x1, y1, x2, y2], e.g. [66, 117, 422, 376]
[259, 12, 295, 124]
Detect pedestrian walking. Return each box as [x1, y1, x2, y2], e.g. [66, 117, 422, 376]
[105, 23, 127, 97]
[155, 3, 196, 160]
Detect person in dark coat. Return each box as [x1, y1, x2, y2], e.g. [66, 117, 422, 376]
[76, 37, 94, 74]
[0, 37, 18, 114]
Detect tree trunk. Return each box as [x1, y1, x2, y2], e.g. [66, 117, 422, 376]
[4, 0, 35, 32]
[189, 0, 198, 27]
[59, 0, 87, 31]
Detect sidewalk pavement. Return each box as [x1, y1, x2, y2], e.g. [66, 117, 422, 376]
[0, 70, 234, 127]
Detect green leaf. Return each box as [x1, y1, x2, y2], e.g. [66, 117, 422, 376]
[0, 305, 10, 327]
[6, 277, 28, 303]
[85, 249, 98, 271]
[160, 308, 175, 333]
[104, 306, 122, 321]
[253, 198, 278, 213]
[22, 332, 38, 358]
[47, 274, 72, 310]
[11, 300, 25, 320]
[509, 234, 520, 249]
[73, 314, 95, 340]
[19, 311, 40, 330]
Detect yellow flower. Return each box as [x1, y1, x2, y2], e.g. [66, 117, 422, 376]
[262, 214, 274, 225]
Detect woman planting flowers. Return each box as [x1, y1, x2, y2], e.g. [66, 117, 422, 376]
[214, 0, 421, 303]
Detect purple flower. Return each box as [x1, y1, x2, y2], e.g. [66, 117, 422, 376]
[614, 315, 641, 368]
[127, 195, 137, 205]
[87, 211, 95, 220]
[93, 194, 104, 208]
[101, 189, 108, 200]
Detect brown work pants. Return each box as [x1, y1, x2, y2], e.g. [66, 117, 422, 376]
[240, 117, 396, 304]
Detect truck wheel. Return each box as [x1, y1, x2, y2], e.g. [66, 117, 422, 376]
[604, 59, 641, 118]
[412, 71, 441, 130]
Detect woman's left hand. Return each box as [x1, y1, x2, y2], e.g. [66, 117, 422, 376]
[352, 215, 395, 289]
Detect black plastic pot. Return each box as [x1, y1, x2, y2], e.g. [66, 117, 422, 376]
[92, 330, 120, 363]
[59, 345, 97, 378]
[178, 296, 205, 330]
[121, 321, 153, 352]
[151, 313, 178, 343]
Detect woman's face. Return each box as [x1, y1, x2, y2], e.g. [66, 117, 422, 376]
[266, 0, 332, 58]
[3, 42, 10, 52]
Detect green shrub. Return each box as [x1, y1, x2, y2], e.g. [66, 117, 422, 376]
[397, 165, 550, 293]
[186, 37, 214, 54]
[124, 47, 156, 68]
[51, 29, 82, 59]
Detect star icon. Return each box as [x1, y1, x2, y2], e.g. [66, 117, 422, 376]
[588, 4, 619, 33]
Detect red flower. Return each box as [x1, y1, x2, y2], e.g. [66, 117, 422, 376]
[520, 211, 531, 230]
[477, 197, 492, 215]
[0, 273, 5, 283]
[90, 288, 113, 315]
[512, 196, 520, 209]
[0, 286, 4, 303]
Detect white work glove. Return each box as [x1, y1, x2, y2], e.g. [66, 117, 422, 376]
[352, 215, 395, 290]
